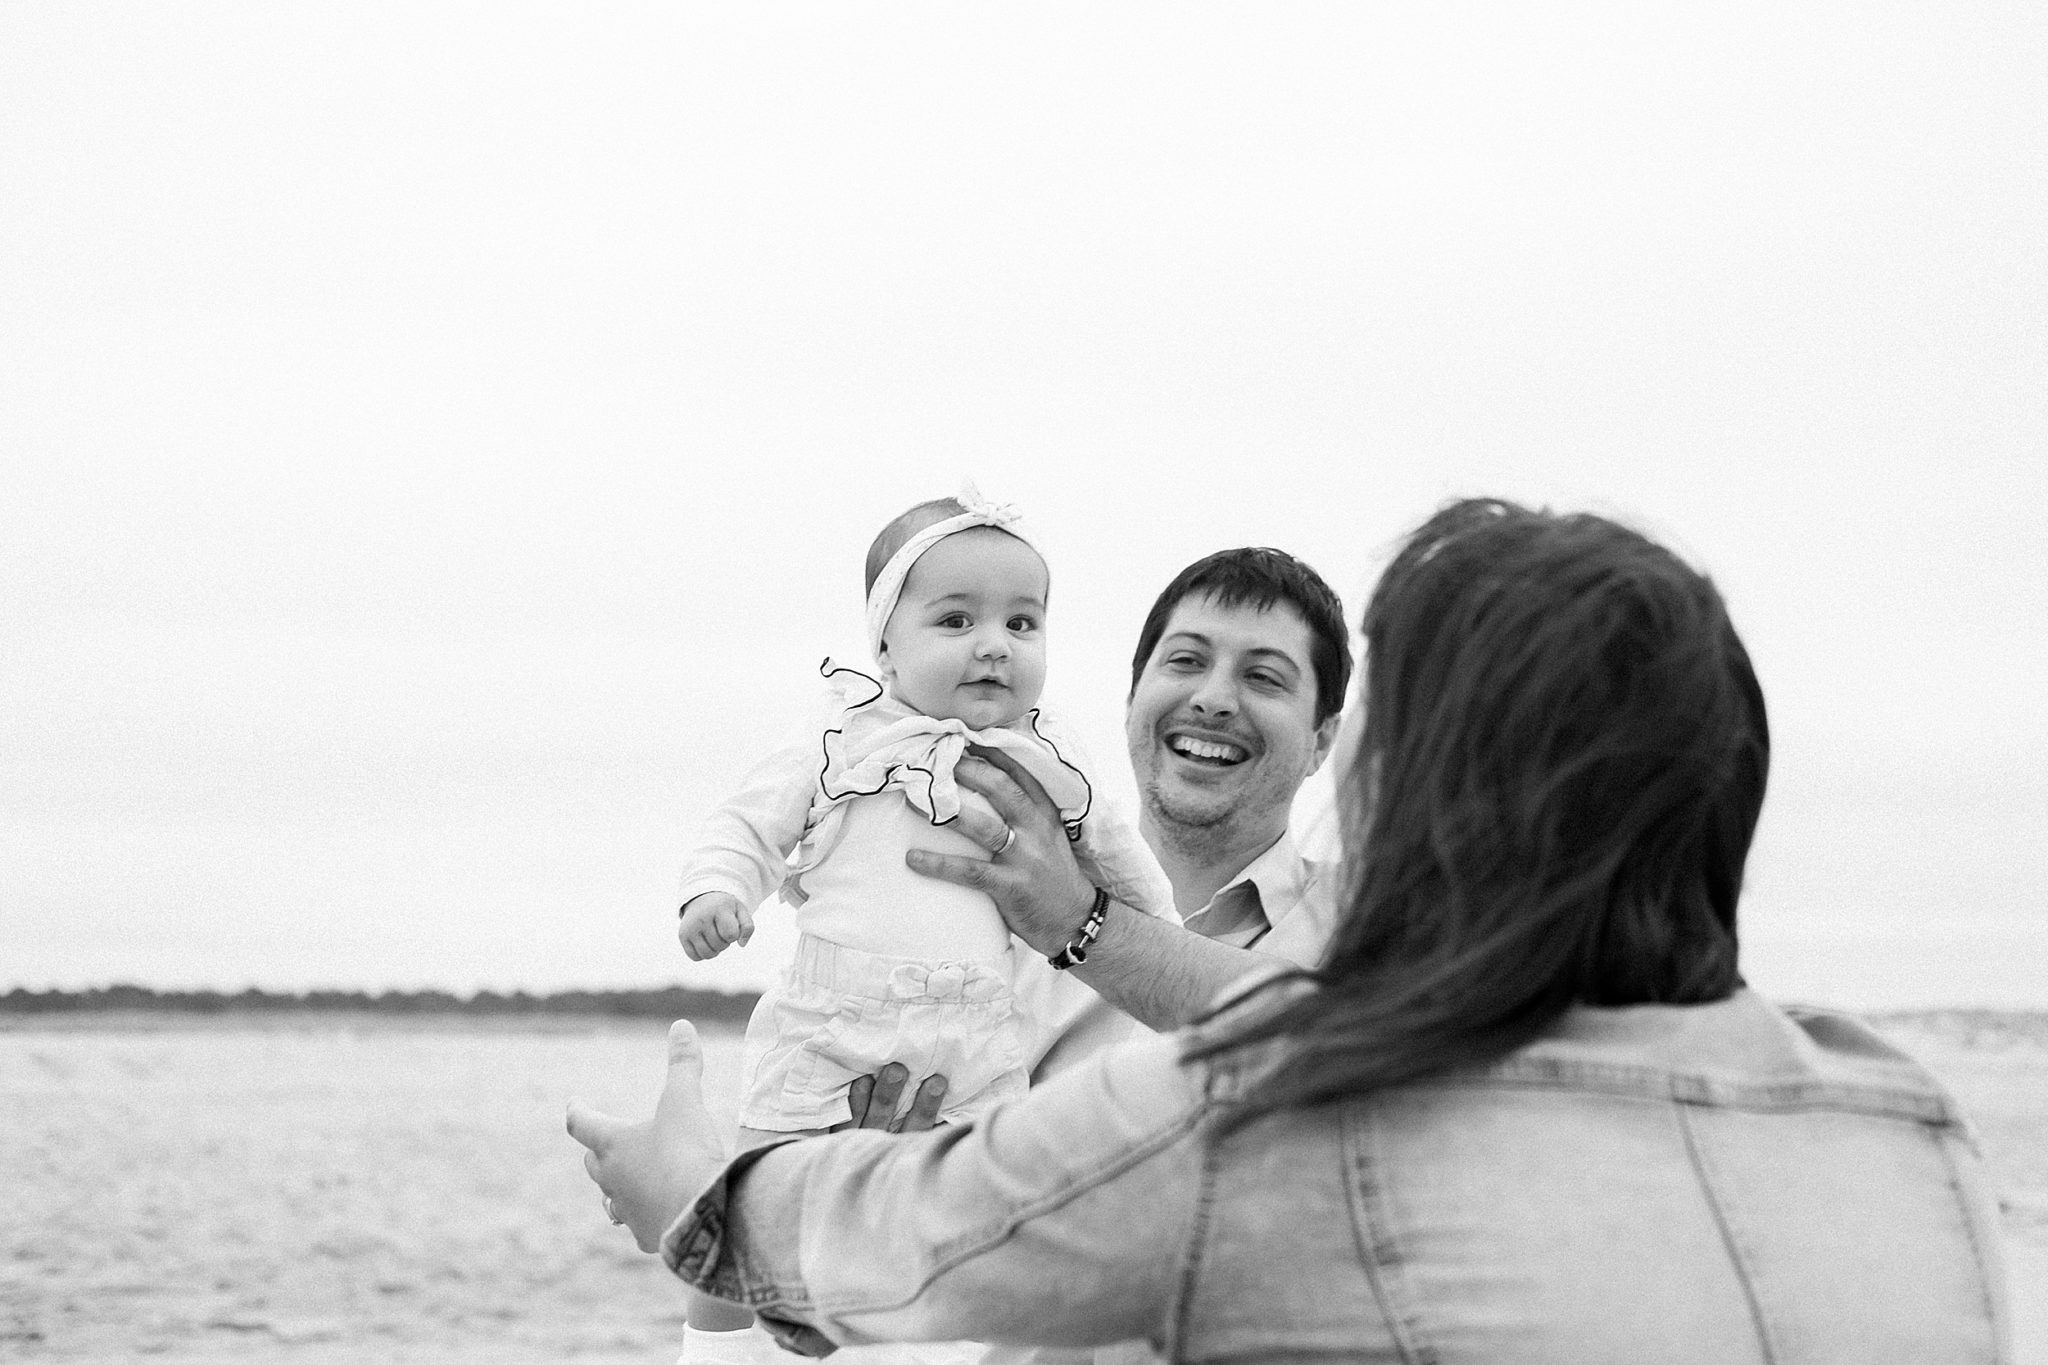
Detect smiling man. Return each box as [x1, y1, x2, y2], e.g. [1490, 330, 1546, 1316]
[1124, 552, 1348, 927]
[910, 547, 1353, 1077]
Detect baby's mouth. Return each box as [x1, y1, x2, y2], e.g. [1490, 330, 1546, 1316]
[1167, 734, 1250, 766]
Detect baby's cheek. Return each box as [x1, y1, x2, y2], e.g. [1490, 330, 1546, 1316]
[1017, 651, 1051, 700]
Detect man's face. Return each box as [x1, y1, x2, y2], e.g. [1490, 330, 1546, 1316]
[1125, 592, 1339, 839]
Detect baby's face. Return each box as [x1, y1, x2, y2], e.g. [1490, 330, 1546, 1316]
[879, 527, 1049, 729]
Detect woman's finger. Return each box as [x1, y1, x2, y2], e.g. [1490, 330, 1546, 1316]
[895, 1074, 949, 1133]
[661, 1019, 707, 1079]
[858, 1063, 910, 1129]
[842, 1073, 875, 1127]
[565, 1098, 619, 1154]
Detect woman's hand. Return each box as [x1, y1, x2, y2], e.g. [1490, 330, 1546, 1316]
[906, 745, 1100, 959]
[566, 1021, 731, 1253]
[839, 1063, 949, 1133]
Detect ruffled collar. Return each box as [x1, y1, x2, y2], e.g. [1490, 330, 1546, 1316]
[808, 660, 1092, 833]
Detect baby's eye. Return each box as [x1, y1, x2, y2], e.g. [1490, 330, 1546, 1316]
[937, 612, 971, 629]
[1007, 615, 1039, 633]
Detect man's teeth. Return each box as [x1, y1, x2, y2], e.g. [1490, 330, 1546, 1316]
[1170, 736, 1247, 763]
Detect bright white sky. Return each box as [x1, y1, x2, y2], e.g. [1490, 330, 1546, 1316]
[4, 3, 2044, 1009]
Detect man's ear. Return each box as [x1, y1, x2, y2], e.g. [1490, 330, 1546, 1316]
[1307, 710, 1343, 775]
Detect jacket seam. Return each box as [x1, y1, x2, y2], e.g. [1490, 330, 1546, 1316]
[1674, 1102, 1779, 1364]
[1431, 1066, 1959, 1125]
[1340, 1104, 1435, 1365]
[1167, 1122, 1221, 1363]
[1932, 1125, 2006, 1362]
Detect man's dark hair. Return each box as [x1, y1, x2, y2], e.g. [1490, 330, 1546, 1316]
[1189, 499, 1770, 1109]
[1128, 547, 1352, 726]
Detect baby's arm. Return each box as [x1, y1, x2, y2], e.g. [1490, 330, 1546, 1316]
[677, 741, 816, 960]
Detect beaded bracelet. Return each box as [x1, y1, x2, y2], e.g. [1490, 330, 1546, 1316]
[1048, 886, 1110, 971]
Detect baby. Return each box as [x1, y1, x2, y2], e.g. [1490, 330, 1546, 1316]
[676, 489, 1172, 1150]
[668, 490, 1173, 1363]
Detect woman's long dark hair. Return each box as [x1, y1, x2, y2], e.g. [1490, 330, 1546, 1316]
[1188, 499, 1770, 1107]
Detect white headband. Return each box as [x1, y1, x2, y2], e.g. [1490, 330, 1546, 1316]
[865, 483, 1044, 664]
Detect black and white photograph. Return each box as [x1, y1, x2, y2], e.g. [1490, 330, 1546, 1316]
[4, 4, 2043, 1362]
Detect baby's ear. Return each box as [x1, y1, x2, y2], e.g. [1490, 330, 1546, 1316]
[874, 640, 896, 683]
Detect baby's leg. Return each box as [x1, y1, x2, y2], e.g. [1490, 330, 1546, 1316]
[685, 1124, 830, 1336]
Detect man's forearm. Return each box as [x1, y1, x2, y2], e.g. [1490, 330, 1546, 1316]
[1061, 901, 1289, 1031]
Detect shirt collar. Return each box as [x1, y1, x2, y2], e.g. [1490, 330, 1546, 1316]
[1181, 829, 1315, 947]
[1229, 828, 1311, 922]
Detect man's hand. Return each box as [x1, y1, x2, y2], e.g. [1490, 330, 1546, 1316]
[915, 747, 1288, 1033]
[566, 1021, 730, 1253]
[678, 892, 753, 961]
[837, 1063, 949, 1134]
[904, 746, 1100, 958]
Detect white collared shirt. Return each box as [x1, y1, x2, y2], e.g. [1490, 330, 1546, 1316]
[1176, 829, 1337, 967]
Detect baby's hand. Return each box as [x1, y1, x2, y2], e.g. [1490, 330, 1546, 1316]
[677, 892, 753, 961]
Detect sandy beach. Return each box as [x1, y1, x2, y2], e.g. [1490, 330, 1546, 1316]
[3, 1010, 2042, 1363]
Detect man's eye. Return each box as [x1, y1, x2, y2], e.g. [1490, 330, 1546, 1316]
[1247, 670, 1287, 690]
[1164, 654, 1202, 670]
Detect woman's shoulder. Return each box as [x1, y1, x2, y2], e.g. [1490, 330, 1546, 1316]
[1484, 990, 1968, 1124]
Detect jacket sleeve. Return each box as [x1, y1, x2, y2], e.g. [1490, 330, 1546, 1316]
[662, 1031, 1209, 1355]
[676, 740, 818, 912]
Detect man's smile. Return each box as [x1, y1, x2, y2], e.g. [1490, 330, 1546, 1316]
[1165, 729, 1251, 767]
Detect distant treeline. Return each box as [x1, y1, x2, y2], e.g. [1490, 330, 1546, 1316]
[0, 983, 760, 1024]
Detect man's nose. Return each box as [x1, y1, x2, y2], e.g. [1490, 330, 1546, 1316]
[1187, 671, 1237, 717]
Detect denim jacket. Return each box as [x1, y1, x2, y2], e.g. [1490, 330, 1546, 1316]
[664, 990, 2012, 1363]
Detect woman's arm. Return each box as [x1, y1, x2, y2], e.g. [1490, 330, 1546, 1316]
[572, 1021, 1209, 1355]
[675, 1027, 1207, 1351]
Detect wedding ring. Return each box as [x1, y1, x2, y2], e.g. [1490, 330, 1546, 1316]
[605, 1195, 624, 1226]
[994, 827, 1017, 857]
